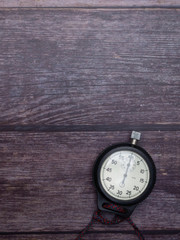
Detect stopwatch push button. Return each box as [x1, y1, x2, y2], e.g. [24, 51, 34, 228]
[131, 131, 141, 145]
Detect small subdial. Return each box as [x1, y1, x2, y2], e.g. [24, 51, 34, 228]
[119, 155, 136, 171]
[119, 156, 126, 169]
[128, 155, 136, 171]
[119, 182, 125, 188]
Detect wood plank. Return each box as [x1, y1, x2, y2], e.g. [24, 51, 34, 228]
[0, 9, 179, 126]
[0, 233, 179, 240]
[0, 131, 179, 232]
[0, 0, 180, 8]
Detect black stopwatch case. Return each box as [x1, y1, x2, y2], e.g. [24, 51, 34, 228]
[93, 143, 156, 218]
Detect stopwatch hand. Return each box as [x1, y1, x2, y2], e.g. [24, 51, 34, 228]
[121, 158, 131, 184]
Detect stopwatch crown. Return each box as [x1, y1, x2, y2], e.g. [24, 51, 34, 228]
[131, 131, 141, 145]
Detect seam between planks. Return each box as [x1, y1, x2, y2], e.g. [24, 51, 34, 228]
[0, 6, 180, 10]
[0, 124, 180, 132]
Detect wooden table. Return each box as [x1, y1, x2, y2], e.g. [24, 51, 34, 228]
[0, 1, 179, 239]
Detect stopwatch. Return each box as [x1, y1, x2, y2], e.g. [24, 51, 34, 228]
[93, 131, 156, 218]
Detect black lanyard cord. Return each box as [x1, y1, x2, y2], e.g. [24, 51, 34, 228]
[75, 203, 145, 240]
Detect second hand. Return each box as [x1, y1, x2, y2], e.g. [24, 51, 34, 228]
[120, 155, 132, 187]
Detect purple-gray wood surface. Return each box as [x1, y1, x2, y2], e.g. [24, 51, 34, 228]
[0, 0, 180, 8]
[0, 4, 180, 240]
[0, 234, 179, 240]
[0, 9, 179, 128]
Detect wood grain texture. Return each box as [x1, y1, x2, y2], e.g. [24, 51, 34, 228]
[0, 0, 180, 8]
[0, 9, 180, 127]
[0, 233, 179, 240]
[0, 7, 180, 240]
[0, 131, 179, 232]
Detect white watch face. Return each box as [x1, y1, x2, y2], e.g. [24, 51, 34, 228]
[100, 150, 150, 201]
